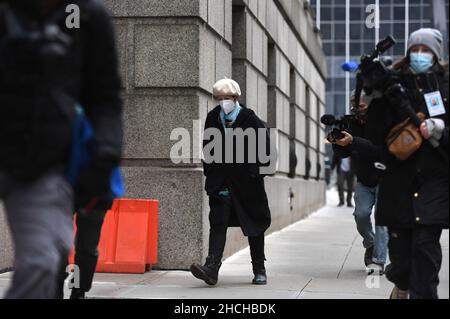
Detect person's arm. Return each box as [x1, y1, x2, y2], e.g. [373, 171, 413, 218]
[81, 1, 123, 169]
[335, 132, 385, 163]
[332, 144, 353, 159]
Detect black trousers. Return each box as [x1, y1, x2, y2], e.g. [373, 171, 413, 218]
[337, 171, 355, 205]
[56, 210, 106, 298]
[208, 196, 265, 262]
[387, 225, 443, 299]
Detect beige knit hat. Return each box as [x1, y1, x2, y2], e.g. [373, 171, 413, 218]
[212, 78, 242, 97]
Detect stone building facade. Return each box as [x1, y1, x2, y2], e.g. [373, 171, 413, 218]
[0, 0, 327, 272]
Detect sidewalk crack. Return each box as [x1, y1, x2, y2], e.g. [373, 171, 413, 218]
[295, 278, 313, 299]
[337, 234, 358, 279]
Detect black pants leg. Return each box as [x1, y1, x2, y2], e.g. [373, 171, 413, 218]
[55, 210, 106, 297]
[387, 226, 444, 299]
[410, 225, 443, 299]
[337, 172, 345, 204]
[208, 197, 232, 259]
[74, 210, 107, 292]
[345, 173, 355, 205]
[386, 228, 412, 291]
[249, 235, 265, 262]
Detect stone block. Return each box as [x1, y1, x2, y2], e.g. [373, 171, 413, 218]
[265, 0, 278, 42]
[269, 88, 290, 134]
[309, 150, 318, 179]
[309, 90, 318, 122]
[104, 0, 203, 17]
[294, 72, 306, 111]
[251, 16, 268, 75]
[245, 63, 259, 112]
[199, 26, 217, 91]
[257, 0, 267, 28]
[0, 204, 13, 272]
[257, 76, 268, 122]
[208, 0, 226, 38]
[215, 39, 233, 82]
[309, 120, 318, 151]
[277, 131, 290, 174]
[295, 107, 307, 143]
[134, 23, 199, 88]
[295, 142, 306, 176]
[247, 0, 259, 16]
[122, 94, 203, 161]
[114, 22, 128, 89]
[123, 167, 208, 269]
[277, 49, 291, 97]
[224, 0, 233, 43]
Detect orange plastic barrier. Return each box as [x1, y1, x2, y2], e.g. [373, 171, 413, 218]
[69, 199, 158, 274]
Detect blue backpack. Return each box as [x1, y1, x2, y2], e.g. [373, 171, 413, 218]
[66, 105, 125, 209]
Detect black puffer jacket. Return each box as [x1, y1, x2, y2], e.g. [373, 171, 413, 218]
[0, 0, 123, 181]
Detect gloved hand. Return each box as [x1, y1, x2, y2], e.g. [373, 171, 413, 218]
[74, 163, 112, 211]
[421, 118, 445, 147]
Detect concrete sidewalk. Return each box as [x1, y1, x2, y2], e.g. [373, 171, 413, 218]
[1, 191, 448, 299]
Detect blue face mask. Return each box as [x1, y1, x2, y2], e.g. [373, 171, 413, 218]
[410, 52, 434, 73]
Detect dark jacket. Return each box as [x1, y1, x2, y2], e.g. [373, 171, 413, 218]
[203, 105, 272, 237]
[350, 65, 449, 228]
[0, 0, 123, 180]
[332, 120, 380, 188]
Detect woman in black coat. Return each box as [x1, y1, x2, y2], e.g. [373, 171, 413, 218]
[190, 79, 273, 286]
[334, 28, 449, 299]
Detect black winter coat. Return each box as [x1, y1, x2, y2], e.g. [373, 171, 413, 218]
[351, 65, 449, 228]
[332, 118, 380, 187]
[0, 0, 123, 180]
[203, 105, 272, 237]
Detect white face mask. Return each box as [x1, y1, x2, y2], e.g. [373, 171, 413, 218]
[219, 99, 236, 115]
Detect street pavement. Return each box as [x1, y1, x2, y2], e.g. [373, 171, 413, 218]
[0, 190, 448, 299]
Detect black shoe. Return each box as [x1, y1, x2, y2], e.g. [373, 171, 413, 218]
[252, 260, 267, 285]
[190, 256, 222, 286]
[366, 263, 385, 276]
[337, 202, 345, 207]
[347, 203, 354, 208]
[70, 288, 86, 299]
[364, 246, 374, 267]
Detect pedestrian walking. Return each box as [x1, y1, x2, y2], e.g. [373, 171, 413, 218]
[0, 0, 123, 299]
[190, 79, 273, 286]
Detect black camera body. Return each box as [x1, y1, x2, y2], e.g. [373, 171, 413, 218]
[321, 114, 358, 143]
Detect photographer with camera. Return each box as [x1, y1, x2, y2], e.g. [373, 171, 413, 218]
[333, 29, 448, 299]
[0, 0, 123, 298]
[331, 90, 389, 276]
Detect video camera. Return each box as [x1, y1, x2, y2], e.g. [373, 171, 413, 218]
[353, 35, 398, 107]
[320, 114, 358, 143]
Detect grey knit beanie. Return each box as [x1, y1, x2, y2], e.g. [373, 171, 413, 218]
[407, 28, 443, 61]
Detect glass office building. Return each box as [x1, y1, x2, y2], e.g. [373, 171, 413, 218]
[310, 0, 449, 117]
